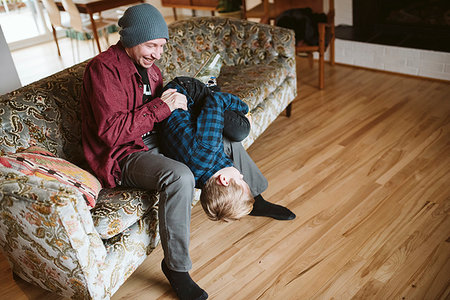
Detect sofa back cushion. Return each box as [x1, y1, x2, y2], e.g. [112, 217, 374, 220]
[0, 61, 89, 168]
[156, 17, 293, 83]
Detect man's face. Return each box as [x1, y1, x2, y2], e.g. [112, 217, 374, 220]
[125, 38, 167, 68]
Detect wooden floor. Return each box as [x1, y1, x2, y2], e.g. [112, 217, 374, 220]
[1, 54, 449, 299]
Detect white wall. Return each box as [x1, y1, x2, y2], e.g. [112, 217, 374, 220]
[0, 25, 21, 95]
[335, 0, 352, 25]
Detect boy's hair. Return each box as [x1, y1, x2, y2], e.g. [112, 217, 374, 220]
[200, 177, 254, 222]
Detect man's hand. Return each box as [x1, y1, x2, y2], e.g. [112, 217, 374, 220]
[161, 88, 187, 112]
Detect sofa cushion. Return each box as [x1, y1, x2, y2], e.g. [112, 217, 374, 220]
[0, 146, 101, 207]
[217, 61, 290, 111]
[91, 187, 159, 239]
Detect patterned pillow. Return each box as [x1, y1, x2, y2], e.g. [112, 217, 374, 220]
[0, 146, 101, 208]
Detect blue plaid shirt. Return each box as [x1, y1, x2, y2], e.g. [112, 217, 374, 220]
[159, 81, 249, 187]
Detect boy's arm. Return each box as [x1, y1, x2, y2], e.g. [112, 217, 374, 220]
[159, 108, 194, 164]
[195, 93, 227, 151]
[217, 92, 249, 115]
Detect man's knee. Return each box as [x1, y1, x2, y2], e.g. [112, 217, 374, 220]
[162, 163, 195, 208]
[165, 163, 195, 192]
[175, 164, 195, 188]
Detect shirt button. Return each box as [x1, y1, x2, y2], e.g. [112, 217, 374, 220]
[153, 105, 157, 108]
[139, 85, 142, 88]
[143, 113, 147, 117]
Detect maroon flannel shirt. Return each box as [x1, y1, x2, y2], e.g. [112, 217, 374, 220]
[81, 42, 171, 187]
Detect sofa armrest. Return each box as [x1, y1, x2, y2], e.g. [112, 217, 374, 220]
[0, 167, 108, 299]
[157, 17, 296, 83]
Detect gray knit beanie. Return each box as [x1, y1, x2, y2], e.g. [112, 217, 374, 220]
[118, 3, 169, 48]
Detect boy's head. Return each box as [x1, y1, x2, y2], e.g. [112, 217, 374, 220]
[200, 167, 254, 222]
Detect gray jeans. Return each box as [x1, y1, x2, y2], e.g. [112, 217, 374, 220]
[120, 134, 268, 272]
[224, 138, 268, 197]
[120, 133, 195, 272]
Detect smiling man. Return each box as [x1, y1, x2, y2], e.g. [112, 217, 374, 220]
[80, 4, 207, 300]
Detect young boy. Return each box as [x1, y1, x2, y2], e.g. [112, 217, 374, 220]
[159, 77, 295, 222]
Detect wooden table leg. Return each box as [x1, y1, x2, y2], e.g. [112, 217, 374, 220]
[172, 7, 177, 20]
[88, 12, 102, 53]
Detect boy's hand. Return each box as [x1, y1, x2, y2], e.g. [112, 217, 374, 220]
[246, 112, 252, 125]
[161, 88, 187, 112]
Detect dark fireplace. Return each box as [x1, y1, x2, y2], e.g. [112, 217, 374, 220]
[336, 0, 450, 52]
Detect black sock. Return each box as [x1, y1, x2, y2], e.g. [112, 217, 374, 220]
[249, 195, 296, 220]
[161, 260, 208, 300]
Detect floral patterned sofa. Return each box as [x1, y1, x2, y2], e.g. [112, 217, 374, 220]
[0, 17, 296, 299]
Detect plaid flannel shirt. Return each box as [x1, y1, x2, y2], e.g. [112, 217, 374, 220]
[159, 81, 249, 187]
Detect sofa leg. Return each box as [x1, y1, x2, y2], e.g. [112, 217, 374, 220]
[12, 272, 22, 281]
[286, 103, 292, 117]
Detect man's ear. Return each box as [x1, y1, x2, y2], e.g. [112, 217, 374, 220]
[216, 174, 229, 186]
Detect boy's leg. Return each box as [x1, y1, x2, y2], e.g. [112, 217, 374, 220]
[223, 138, 267, 196]
[223, 110, 251, 142]
[224, 138, 295, 220]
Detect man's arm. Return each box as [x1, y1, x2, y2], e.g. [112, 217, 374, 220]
[82, 60, 171, 148]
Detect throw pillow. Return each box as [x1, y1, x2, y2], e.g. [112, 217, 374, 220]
[0, 146, 101, 208]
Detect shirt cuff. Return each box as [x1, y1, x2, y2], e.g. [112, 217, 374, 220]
[145, 97, 171, 122]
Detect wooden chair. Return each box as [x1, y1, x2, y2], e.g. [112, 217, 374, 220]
[61, 0, 116, 60]
[41, 0, 70, 56]
[243, 0, 335, 89]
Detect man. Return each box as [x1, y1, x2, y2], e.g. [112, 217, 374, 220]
[81, 4, 206, 300]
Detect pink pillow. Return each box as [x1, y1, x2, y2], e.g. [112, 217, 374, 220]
[0, 146, 101, 208]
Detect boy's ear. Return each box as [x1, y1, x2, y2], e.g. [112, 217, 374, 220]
[216, 174, 229, 187]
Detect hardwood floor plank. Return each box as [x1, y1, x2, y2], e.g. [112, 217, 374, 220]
[395, 239, 450, 300]
[374, 214, 450, 299]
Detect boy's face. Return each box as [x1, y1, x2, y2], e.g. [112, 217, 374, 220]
[216, 167, 250, 194]
[125, 38, 167, 68]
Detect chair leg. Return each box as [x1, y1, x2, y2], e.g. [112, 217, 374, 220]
[103, 28, 109, 48]
[51, 25, 61, 57]
[70, 38, 76, 64]
[92, 38, 96, 56]
[76, 38, 81, 63]
[318, 23, 326, 90]
[330, 32, 335, 66]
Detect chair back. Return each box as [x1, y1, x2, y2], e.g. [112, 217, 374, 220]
[272, 0, 335, 24]
[274, 0, 324, 15]
[42, 0, 62, 27]
[61, 0, 84, 32]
